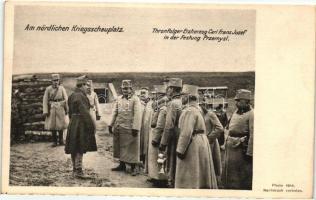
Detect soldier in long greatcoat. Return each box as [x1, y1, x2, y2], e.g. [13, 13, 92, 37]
[43, 74, 68, 147]
[175, 84, 217, 189]
[109, 80, 142, 176]
[223, 89, 254, 190]
[200, 98, 224, 185]
[65, 75, 97, 177]
[159, 78, 182, 187]
[148, 85, 169, 186]
[139, 87, 152, 168]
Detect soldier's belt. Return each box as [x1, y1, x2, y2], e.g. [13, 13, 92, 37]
[228, 133, 249, 138]
[50, 99, 64, 102]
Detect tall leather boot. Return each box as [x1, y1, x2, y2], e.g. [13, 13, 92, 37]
[75, 153, 84, 178]
[51, 131, 57, 147]
[58, 130, 64, 145]
[71, 154, 76, 177]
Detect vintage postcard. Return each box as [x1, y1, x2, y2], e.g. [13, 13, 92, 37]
[1, 1, 315, 199]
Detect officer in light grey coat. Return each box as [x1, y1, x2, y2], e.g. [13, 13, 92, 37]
[175, 84, 217, 189]
[223, 89, 254, 190]
[109, 80, 142, 176]
[43, 74, 68, 147]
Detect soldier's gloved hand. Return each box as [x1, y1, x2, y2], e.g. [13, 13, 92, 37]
[177, 152, 185, 160]
[108, 126, 113, 134]
[132, 129, 138, 137]
[159, 144, 166, 152]
[151, 140, 159, 147]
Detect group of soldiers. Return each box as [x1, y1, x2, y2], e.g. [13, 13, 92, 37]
[43, 74, 99, 177]
[108, 77, 253, 189]
[43, 74, 254, 190]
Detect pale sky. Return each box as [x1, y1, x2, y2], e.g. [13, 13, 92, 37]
[13, 5, 255, 74]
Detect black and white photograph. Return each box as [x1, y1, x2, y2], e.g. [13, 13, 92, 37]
[10, 71, 255, 189]
[2, 2, 314, 199]
[8, 4, 255, 190]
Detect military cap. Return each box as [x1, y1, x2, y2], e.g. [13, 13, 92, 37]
[51, 74, 60, 81]
[76, 75, 88, 85]
[121, 80, 132, 88]
[167, 78, 182, 88]
[181, 84, 199, 97]
[234, 89, 252, 100]
[141, 87, 149, 91]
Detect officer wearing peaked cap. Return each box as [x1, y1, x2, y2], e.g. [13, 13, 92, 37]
[121, 79, 132, 88]
[43, 73, 68, 147]
[175, 84, 218, 188]
[65, 75, 97, 178]
[109, 79, 142, 176]
[223, 89, 254, 189]
[234, 89, 252, 101]
[159, 78, 182, 187]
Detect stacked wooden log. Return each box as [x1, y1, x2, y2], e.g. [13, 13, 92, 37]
[11, 75, 52, 142]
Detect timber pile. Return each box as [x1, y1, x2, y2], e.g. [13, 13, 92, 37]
[11, 75, 52, 142]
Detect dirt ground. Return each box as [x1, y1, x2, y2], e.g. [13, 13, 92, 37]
[9, 99, 239, 187]
[9, 120, 152, 187]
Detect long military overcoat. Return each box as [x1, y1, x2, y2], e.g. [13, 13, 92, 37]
[140, 100, 153, 169]
[223, 108, 254, 190]
[140, 100, 153, 158]
[175, 103, 218, 189]
[160, 95, 182, 184]
[65, 88, 97, 154]
[148, 102, 168, 180]
[43, 85, 68, 131]
[204, 110, 224, 176]
[110, 94, 142, 164]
